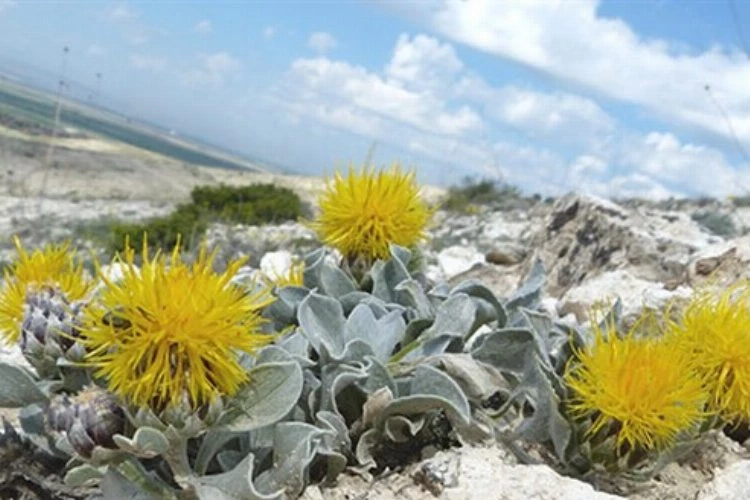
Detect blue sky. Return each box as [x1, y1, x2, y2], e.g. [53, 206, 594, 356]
[1, 0, 750, 199]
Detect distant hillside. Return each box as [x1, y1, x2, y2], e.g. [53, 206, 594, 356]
[0, 78, 268, 172]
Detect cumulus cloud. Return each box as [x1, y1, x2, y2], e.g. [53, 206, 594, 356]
[307, 32, 338, 54]
[181, 52, 242, 88]
[272, 31, 750, 198]
[398, 0, 750, 146]
[194, 19, 212, 35]
[129, 54, 166, 72]
[109, 3, 138, 21]
[0, 0, 17, 14]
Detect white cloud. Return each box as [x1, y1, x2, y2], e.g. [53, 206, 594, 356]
[0, 1, 17, 14]
[403, 0, 750, 146]
[307, 32, 338, 54]
[110, 3, 138, 21]
[181, 52, 242, 88]
[129, 54, 166, 72]
[86, 44, 105, 57]
[385, 33, 463, 95]
[194, 19, 212, 35]
[262, 26, 276, 40]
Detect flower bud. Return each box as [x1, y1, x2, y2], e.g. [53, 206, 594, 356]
[48, 386, 125, 458]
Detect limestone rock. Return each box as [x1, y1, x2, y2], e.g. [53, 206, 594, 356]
[558, 270, 692, 325]
[485, 242, 527, 266]
[687, 235, 750, 288]
[437, 245, 485, 280]
[525, 194, 717, 297]
[696, 461, 750, 500]
[303, 445, 623, 500]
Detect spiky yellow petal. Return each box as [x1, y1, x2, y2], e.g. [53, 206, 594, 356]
[78, 240, 275, 410]
[667, 282, 750, 422]
[564, 318, 708, 452]
[0, 237, 93, 343]
[309, 164, 432, 262]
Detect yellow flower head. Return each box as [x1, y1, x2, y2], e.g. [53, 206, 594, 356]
[0, 237, 93, 343]
[78, 239, 276, 410]
[564, 317, 708, 453]
[265, 261, 305, 288]
[310, 164, 433, 262]
[667, 283, 750, 422]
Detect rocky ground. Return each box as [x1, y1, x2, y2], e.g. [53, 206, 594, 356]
[3, 118, 750, 497]
[3, 187, 750, 498]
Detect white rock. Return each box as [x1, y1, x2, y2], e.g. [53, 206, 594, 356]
[697, 460, 750, 500]
[260, 250, 294, 279]
[559, 270, 692, 323]
[437, 246, 485, 279]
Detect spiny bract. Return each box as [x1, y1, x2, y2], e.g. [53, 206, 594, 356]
[564, 318, 708, 453]
[309, 164, 432, 262]
[78, 240, 276, 410]
[667, 282, 750, 423]
[0, 237, 92, 343]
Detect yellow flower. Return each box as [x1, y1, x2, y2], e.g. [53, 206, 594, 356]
[78, 240, 276, 410]
[266, 261, 305, 288]
[667, 283, 750, 422]
[310, 164, 433, 262]
[564, 318, 708, 452]
[0, 237, 93, 343]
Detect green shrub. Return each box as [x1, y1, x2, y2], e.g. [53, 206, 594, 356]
[106, 183, 304, 254]
[441, 176, 525, 213]
[691, 210, 737, 238]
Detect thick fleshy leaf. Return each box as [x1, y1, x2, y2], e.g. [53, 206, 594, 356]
[430, 353, 510, 402]
[222, 361, 303, 432]
[320, 263, 357, 298]
[345, 305, 406, 362]
[298, 292, 346, 357]
[64, 464, 104, 487]
[253, 422, 330, 498]
[421, 294, 477, 340]
[380, 365, 471, 427]
[112, 427, 169, 458]
[192, 454, 283, 500]
[100, 468, 164, 500]
[450, 280, 508, 329]
[471, 327, 537, 376]
[505, 258, 545, 311]
[0, 361, 47, 407]
[370, 250, 411, 303]
[384, 415, 425, 443]
[394, 280, 434, 320]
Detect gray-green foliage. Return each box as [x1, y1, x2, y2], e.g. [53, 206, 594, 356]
[0, 242, 649, 498]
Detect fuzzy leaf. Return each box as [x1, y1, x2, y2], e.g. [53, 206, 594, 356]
[422, 293, 477, 340]
[192, 454, 283, 500]
[112, 427, 169, 458]
[253, 422, 329, 498]
[194, 430, 238, 475]
[370, 249, 411, 303]
[354, 428, 379, 469]
[451, 280, 509, 329]
[319, 363, 368, 415]
[381, 365, 471, 426]
[222, 361, 303, 432]
[320, 263, 357, 298]
[298, 292, 346, 357]
[100, 468, 163, 500]
[471, 327, 536, 376]
[339, 291, 376, 315]
[64, 464, 104, 487]
[345, 305, 406, 362]
[384, 415, 425, 443]
[394, 279, 434, 319]
[505, 258, 545, 311]
[0, 361, 47, 407]
[430, 353, 510, 402]
[359, 356, 397, 395]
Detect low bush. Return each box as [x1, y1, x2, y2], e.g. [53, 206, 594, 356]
[107, 183, 304, 254]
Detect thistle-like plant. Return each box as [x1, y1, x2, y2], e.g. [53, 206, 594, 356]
[0, 237, 93, 344]
[308, 164, 433, 268]
[666, 282, 750, 424]
[564, 317, 709, 465]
